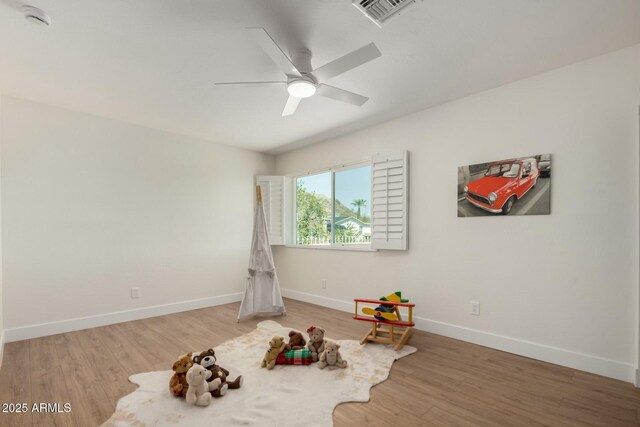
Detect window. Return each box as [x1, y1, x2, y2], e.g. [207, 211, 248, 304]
[334, 166, 372, 245]
[258, 150, 408, 251]
[295, 164, 372, 247]
[295, 171, 332, 245]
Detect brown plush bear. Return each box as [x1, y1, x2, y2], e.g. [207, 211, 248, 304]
[193, 349, 242, 395]
[306, 325, 327, 362]
[285, 330, 307, 351]
[191, 350, 227, 398]
[260, 336, 286, 370]
[169, 352, 193, 397]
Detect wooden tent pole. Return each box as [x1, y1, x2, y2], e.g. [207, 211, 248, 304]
[256, 185, 262, 203]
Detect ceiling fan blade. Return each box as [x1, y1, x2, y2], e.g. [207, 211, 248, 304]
[313, 43, 381, 82]
[214, 81, 286, 87]
[282, 96, 301, 116]
[316, 84, 369, 107]
[246, 27, 300, 77]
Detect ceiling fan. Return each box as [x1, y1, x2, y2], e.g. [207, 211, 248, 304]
[215, 28, 382, 116]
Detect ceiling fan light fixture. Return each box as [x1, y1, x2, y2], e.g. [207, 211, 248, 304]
[287, 80, 316, 98]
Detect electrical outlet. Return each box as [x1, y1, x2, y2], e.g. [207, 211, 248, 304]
[471, 301, 480, 316]
[131, 287, 141, 299]
[321, 280, 327, 289]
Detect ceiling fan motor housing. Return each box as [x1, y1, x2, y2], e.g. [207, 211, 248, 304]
[290, 48, 313, 74]
[287, 49, 317, 97]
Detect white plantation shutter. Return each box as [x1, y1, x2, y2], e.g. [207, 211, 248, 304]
[256, 176, 285, 245]
[371, 151, 409, 250]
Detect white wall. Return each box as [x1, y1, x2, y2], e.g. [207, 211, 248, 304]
[274, 45, 640, 381]
[1, 97, 274, 337]
[0, 95, 4, 364]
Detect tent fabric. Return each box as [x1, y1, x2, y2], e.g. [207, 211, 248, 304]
[238, 193, 286, 320]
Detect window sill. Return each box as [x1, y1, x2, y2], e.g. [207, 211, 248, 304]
[283, 244, 378, 252]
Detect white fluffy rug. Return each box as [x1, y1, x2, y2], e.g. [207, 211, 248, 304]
[102, 320, 416, 427]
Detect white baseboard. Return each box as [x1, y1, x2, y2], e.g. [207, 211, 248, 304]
[4, 292, 243, 343]
[281, 288, 635, 383]
[282, 288, 353, 313]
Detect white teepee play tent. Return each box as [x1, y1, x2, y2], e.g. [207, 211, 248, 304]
[237, 186, 286, 321]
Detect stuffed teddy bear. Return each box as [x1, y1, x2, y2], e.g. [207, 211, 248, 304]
[306, 325, 327, 362]
[169, 352, 193, 397]
[318, 340, 348, 369]
[260, 336, 286, 370]
[185, 364, 222, 407]
[193, 348, 243, 392]
[285, 330, 307, 351]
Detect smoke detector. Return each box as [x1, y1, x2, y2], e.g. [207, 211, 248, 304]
[352, 0, 420, 27]
[22, 6, 51, 27]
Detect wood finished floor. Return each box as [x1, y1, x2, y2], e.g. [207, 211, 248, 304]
[0, 298, 639, 426]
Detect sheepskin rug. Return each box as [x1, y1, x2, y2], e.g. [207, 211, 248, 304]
[102, 320, 416, 426]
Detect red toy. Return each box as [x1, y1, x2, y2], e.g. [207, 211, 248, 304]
[354, 292, 414, 351]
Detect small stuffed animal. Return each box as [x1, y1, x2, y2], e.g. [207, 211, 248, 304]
[169, 352, 193, 397]
[260, 336, 286, 370]
[318, 340, 348, 369]
[306, 326, 327, 362]
[285, 330, 307, 351]
[185, 364, 222, 407]
[193, 349, 242, 394]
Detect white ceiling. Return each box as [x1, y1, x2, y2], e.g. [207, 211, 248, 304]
[0, 0, 639, 153]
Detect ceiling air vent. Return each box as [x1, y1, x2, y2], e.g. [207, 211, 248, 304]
[352, 0, 420, 27]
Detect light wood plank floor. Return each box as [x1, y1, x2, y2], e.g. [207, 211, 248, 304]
[0, 298, 639, 426]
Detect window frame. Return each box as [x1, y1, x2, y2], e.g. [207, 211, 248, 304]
[288, 160, 375, 251]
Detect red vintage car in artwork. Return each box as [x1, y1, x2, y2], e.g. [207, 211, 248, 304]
[464, 158, 539, 215]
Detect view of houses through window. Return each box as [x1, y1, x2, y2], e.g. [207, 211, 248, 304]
[295, 165, 372, 246]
